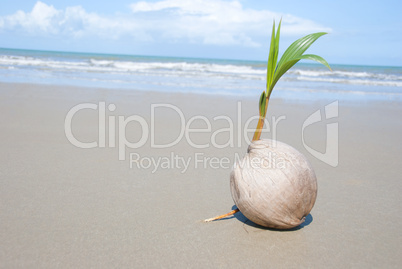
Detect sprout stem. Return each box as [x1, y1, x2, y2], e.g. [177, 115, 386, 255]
[253, 96, 270, 141]
[204, 209, 239, 222]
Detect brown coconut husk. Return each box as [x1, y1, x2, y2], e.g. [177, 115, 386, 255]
[230, 139, 317, 229]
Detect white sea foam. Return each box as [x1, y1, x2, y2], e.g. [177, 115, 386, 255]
[0, 55, 264, 77]
[0, 52, 401, 100]
[296, 76, 402, 87]
[1, 54, 400, 84]
[290, 69, 402, 81]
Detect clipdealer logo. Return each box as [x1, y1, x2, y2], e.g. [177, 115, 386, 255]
[64, 101, 339, 171]
[302, 101, 339, 167]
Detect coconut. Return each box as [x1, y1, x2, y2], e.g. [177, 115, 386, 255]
[230, 139, 317, 229]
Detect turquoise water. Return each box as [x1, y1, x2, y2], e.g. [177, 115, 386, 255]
[0, 48, 401, 101]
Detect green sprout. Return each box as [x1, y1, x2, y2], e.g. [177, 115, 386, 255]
[253, 20, 332, 141]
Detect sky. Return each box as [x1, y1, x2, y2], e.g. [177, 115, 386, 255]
[0, 0, 401, 66]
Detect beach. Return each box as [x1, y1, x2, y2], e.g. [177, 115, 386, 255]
[1, 82, 401, 268]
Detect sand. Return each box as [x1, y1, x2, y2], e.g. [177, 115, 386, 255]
[1, 82, 401, 268]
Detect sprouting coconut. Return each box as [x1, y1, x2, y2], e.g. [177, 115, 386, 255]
[205, 20, 331, 229]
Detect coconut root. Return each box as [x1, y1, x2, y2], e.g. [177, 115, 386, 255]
[204, 209, 239, 222]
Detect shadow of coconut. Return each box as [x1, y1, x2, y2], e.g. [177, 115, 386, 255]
[230, 205, 313, 232]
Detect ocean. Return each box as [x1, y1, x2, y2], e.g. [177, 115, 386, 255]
[0, 48, 401, 101]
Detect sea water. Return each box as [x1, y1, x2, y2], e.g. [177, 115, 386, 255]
[0, 48, 401, 101]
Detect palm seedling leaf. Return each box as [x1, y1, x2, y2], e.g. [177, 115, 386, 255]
[266, 31, 331, 97]
[266, 20, 281, 92]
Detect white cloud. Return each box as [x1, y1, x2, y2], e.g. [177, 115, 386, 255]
[129, 0, 332, 47]
[0, 1, 60, 34]
[0, 0, 331, 47]
[0, 1, 149, 40]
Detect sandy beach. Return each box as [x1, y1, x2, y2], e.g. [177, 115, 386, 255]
[1, 82, 401, 268]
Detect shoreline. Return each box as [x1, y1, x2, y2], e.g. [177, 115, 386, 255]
[1, 81, 401, 106]
[2, 47, 401, 101]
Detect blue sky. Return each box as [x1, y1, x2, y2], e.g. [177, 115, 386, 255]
[0, 0, 401, 66]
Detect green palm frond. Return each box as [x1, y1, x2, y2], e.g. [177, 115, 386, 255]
[254, 20, 331, 141]
[265, 23, 331, 98]
[266, 20, 281, 92]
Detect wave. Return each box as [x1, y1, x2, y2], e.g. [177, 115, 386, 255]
[0, 55, 265, 77]
[289, 69, 402, 81]
[295, 76, 402, 87]
[0, 53, 401, 99]
[1, 54, 401, 79]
